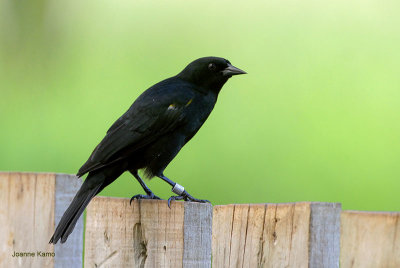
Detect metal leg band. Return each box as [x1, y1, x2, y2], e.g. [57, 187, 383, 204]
[172, 183, 185, 195]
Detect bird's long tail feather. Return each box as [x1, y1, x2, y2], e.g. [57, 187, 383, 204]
[49, 178, 103, 244]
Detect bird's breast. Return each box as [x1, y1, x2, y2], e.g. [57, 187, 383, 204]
[178, 94, 217, 140]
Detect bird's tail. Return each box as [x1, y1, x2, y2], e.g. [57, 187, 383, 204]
[49, 174, 103, 244]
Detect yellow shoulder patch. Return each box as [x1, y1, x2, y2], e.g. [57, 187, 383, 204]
[168, 103, 177, 110]
[185, 99, 193, 107]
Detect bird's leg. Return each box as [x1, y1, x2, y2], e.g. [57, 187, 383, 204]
[158, 174, 210, 208]
[129, 170, 162, 204]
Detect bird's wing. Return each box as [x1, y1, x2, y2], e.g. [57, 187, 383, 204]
[77, 80, 195, 176]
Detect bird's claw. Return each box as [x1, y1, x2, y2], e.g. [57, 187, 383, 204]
[130, 193, 162, 205]
[167, 190, 210, 208]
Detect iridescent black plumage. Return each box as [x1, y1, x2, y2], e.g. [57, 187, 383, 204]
[50, 57, 245, 244]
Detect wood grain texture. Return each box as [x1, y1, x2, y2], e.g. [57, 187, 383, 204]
[258, 203, 310, 267]
[309, 202, 341, 268]
[0, 172, 55, 268]
[211, 204, 235, 268]
[84, 197, 212, 268]
[0, 173, 55, 267]
[4, 171, 400, 268]
[0, 172, 83, 268]
[183, 202, 212, 268]
[54, 173, 83, 268]
[212, 202, 341, 268]
[340, 211, 400, 268]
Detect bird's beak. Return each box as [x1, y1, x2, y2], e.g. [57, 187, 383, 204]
[221, 63, 247, 76]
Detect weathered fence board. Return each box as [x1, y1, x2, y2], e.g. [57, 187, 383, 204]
[309, 203, 341, 268]
[340, 210, 400, 268]
[84, 197, 213, 268]
[1, 172, 399, 268]
[54, 174, 84, 267]
[212, 202, 341, 268]
[183, 202, 213, 267]
[0, 172, 82, 268]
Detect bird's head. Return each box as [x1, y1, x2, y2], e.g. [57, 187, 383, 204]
[177, 57, 246, 93]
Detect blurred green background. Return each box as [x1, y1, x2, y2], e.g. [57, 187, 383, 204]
[1, 0, 399, 211]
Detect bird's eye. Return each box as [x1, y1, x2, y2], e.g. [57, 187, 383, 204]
[208, 63, 216, 71]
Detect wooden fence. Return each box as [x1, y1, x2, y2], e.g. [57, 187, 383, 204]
[0, 172, 399, 267]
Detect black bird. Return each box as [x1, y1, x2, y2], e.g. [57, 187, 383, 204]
[49, 56, 246, 244]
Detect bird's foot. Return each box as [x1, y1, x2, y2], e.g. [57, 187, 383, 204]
[130, 193, 162, 205]
[167, 188, 210, 208]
